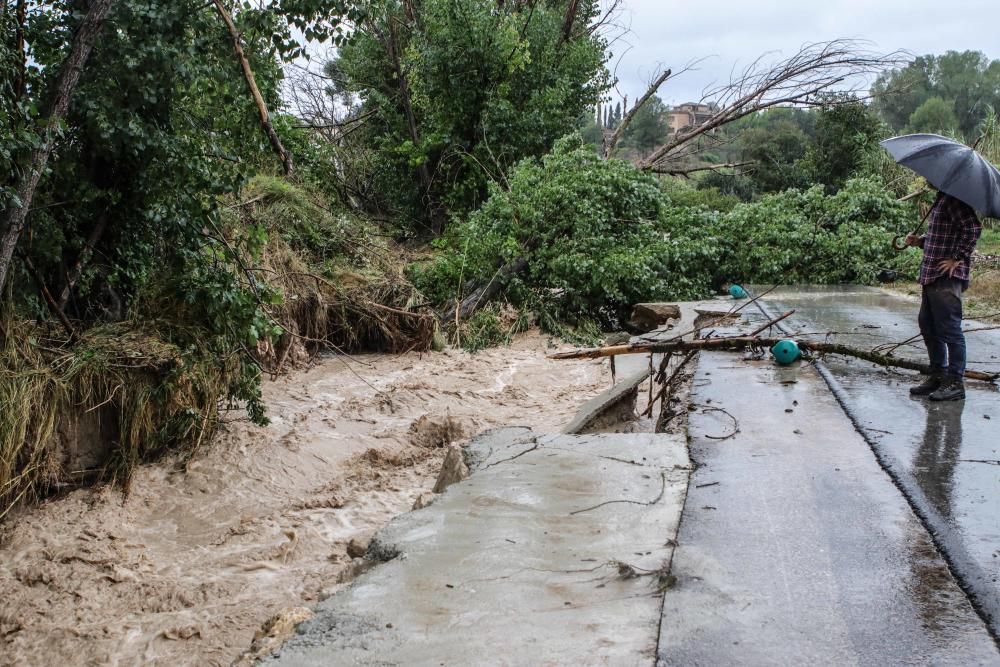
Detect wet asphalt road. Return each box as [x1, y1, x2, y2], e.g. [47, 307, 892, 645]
[762, 285, 1000, 638]
[660, 353, 999, 665]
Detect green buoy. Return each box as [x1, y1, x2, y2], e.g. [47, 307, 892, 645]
[771, 339, 801, 365]
[729, 284, 747, 299]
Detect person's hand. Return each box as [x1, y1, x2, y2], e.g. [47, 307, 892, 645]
[904, 233, 921, 248]
[937, 258, 963, 276]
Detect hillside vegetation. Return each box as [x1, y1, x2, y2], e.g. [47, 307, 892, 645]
[1, 2, 997, 516]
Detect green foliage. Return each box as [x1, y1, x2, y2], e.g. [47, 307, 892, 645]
[239, 175, 356, 264]
[872, 51, 1000, 137]
[661, 180, 741, 213]
[459, 303, 530, 353]
[411, 135, 720, 328]
[622, 96, 668, 157]
[906, 96, 960, 135]
[697, 171, 759, 202]
[708, 178, 918, 285]
[739, 120, 810, 193]
[577, 113, 605, 148]
[798, 97, 883, 193]
[333, 0, 609, 231]
[0, 1, 328, 426]
[413, 138, 918, 330]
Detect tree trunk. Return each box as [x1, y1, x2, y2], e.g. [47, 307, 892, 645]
[559, 0, 581, 44]
[442, 257, 529, 323]
[384, 18, 435, 227]
[0, 0, 117, 296]
[212, 0, 293, 176]
[57, 210, 109, 310]
[549, 336, 999, 383]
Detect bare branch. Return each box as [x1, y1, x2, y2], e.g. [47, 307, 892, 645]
[603, 68, 672, 158]
[650, 161, 752, 178]
[213, 0, 294, 175]
[639, 40, 906, 171]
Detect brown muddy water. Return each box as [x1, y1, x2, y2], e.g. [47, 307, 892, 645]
[0, 332, 608, 666]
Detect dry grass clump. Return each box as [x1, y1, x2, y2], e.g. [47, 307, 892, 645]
[0, 177, 436, 520]
[231, 176, 436, 364]
[0, 316, 235, 520]
[967, 268, 1000, 319]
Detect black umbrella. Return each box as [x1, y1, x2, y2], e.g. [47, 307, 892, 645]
[881, 133, 1000, 218]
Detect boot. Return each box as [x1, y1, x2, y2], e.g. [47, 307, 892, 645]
[929, 376, 966, 402]
[909, 372, 943, 396]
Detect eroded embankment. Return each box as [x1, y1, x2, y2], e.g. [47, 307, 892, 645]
[0, 332, 606, 667]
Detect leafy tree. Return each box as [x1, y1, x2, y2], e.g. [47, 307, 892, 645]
[739, 120, 809, 193]
[332, 0, 609, 233]
[0, 0, 355, 421]
[799, 96, 883, 193]
[697, 171, 759, 202]
[872, 55, 935, 130]
[708, 178, 917, 285]
[413, 136, 918, 328]
[621, 95, 667, 157]
[872, 51, 1000, 137]
[907, 96, 959, 135]
[410, 134, 718, 328]
[577, 113, 604, 148]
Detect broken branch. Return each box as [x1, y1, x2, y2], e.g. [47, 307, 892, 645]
[603, 68, 672, 158]
[649, 161, 751, 178]
[550, 336, 999, 383]
[212, 0, 293, 175]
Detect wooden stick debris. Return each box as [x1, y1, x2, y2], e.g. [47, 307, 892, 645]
[748, 310, 795, 337]
[550, 336, 999, 383]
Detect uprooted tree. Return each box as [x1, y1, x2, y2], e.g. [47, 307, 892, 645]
[631, 40, 904, 175]
[432, 39, 906, 325]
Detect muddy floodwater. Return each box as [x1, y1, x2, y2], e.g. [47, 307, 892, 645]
[0, 332, 606, 666]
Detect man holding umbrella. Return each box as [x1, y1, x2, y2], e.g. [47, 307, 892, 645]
[904, 191, 982, 400]
[882, 134, 996, 401]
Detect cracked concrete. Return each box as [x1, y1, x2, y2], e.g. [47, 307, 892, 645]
[266, 427, 689, 666]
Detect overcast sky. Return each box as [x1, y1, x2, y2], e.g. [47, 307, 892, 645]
[606, 0, 999, 107]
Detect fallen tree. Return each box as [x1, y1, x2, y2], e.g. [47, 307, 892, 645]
[550, 336, 1000, 383]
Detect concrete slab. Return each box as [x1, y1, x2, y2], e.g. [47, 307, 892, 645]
[659, 353, 999, 666]
[616, 299, 747, 379]
[562, 369, 651, 434]
[268, 427, 690, 666]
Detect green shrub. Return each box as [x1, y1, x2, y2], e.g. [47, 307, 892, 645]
[410, 135, 719, 328]
[412, 138, 918, 335]
[708, 178, 918, 284]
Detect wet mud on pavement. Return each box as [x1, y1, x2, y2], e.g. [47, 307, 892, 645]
[660, 352, 998, 665]
[760, 286, 1000, 638]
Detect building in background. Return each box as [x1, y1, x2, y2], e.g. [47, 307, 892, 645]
[667, 102, 715, 134]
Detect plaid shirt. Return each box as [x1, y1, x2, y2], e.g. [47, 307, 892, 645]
[918, 193, 982, 286]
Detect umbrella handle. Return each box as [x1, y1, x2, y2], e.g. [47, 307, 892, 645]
[892, 198, 938, 252]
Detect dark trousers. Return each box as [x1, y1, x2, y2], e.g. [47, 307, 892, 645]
[918, 277, 967, 378]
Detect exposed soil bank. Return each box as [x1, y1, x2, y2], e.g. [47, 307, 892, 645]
[0, 332, 605, 667]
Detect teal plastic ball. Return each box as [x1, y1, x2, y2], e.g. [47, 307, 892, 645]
[771, 339, 801, 365]
[729, 284, 747, 299]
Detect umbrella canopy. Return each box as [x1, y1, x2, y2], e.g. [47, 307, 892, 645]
[880, 134, 1000, 218]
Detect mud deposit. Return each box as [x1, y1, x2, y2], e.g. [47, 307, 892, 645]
[0, 332, 605, 666]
